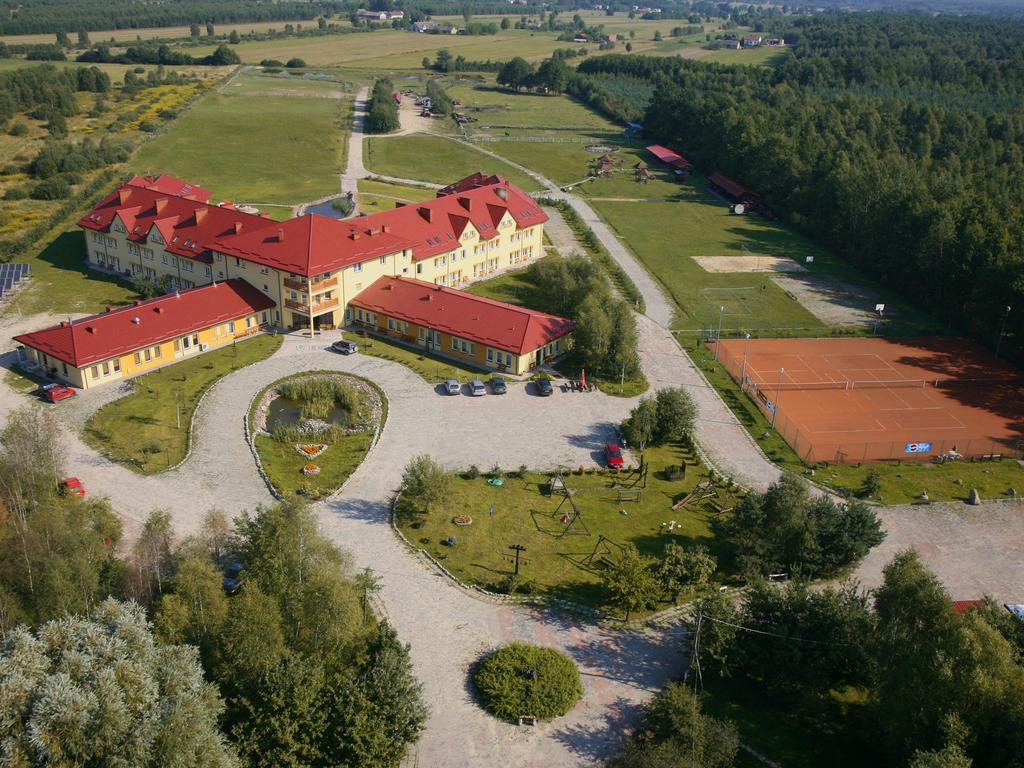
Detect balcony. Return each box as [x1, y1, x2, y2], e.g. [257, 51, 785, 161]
[283, 275, 338, 293]
[285, 297, 340, 315]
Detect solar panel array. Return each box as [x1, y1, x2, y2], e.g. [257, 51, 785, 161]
[0, 263, 29, 300]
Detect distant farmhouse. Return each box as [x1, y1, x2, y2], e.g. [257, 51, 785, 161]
[14, 173, 573, 388]
[357, 8, 404, 21]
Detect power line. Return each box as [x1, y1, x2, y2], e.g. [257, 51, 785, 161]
[700, 613, 858, 647]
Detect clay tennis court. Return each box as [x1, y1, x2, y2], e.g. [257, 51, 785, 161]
[714, 337, 1024, 463]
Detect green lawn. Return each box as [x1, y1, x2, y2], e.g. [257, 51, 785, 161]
[8, 230, 141, 317]
[83, 334, 283, 473]
[592, 194, 827, 333]
[396, 443, 740, 612]
[223, 71, 352, 99]
[356, 178, 438, 212]
[364, 134, 542, 192]
[341, 329, 499, 383]
[132, 92, 348, 205]
[447, 83, 622, 131]
[702, 45, 793, 67]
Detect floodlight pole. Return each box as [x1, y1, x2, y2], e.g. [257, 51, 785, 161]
[739, 332, 751, 391]
[995, 306, 1011, 359]
[714, 305, 725, 361]
[771, 366, 784, 428]
[509, 544, 527, 575]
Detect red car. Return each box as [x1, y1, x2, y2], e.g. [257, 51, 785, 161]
[59, 477, 85, 497]
[605, 443, 625, 469]
[41, 383, 75, 403]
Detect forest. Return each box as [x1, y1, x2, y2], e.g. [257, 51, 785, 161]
[574, 12, 1024, 356]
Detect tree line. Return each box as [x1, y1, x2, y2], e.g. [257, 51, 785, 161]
[0, 408, 428, 767]
[77, 41, 240, 66]
[364, 78, 400, 134]
[574, 11, 1024, 355]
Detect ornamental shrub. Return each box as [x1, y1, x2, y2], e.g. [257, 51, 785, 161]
[473, 642, 583, 721]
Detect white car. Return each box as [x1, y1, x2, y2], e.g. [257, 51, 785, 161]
[469, 379, 486, 396]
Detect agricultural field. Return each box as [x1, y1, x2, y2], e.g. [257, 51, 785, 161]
[364, 134, 541, 191]
[222, 69, 352, 99]
[132, 87, 349, 207]
[395, 442, 736, 611]
[702, 45, 793, 67]
[0, 18, 323, 46]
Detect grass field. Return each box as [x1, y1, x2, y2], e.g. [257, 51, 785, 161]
[447, 83, 621, 132]
[222, 70, 352, 99]
[364, 134, 541, 191]
[702, 45, 793, 67]
[132, 91, 347, 205]
[396, 442, 737, 611]
[83, 334, 282, 473]
[356, 178, 437, 212]
[0, 19, 322, 45]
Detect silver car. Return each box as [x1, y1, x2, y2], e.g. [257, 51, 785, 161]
[443, 379, 461, 395]
[469, 379, 486, 396]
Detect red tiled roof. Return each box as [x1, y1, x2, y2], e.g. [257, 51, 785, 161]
[14, 280, 275, 368]
[82, 174, 547, 277]
[126, 174, 211, 202]
[708, 171, 759, 200]
[953, 600, 986, 615]
[79, 184, 276, 265]
[348, 276, 574, 356]
[646, 145, 691, 168]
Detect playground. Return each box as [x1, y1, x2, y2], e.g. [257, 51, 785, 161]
[715, 336, 1024, 464]
[394, 443, 741, 610]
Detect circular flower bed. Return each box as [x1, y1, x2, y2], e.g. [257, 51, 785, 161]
[473, 642, 583, 722]
[452, 515, 473, 526]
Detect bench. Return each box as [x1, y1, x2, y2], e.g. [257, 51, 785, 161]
[616, 489, 642, 502]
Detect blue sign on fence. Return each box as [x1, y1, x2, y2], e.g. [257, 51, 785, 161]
[905, 442, 933, 454]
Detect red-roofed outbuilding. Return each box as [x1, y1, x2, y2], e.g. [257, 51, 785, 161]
[14, 280, 274, 389]
[348, 276, 574, 374]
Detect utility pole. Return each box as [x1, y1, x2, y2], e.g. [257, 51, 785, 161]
[509, 544, 527, 575]
[620, 360, 625, 394]
[714, 305, 725, 361]
[739, 332, 751, 390]
[771, 366, 784, 428]
[995, 305, 1011, 359]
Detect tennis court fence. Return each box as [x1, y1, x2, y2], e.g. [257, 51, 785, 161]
[713, 342, 1024, 464]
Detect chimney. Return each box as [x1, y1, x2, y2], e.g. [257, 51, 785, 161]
[495, 187, 509, 201]
[276, 227, 285, 242]
[133, 299, 143, 306]
[458, 196, 472, 212]
[417, 206, 432, 223]
[382, 224, 391, 233]
[349, 229, 360, 240]
[59, 321, 69, 327]
[154, 306, 164, 314]
[194, 208, 207, 224]
[233, 221, 243, 234]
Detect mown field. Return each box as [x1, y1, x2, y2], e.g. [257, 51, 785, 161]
[132, 86, 348, 206]
[364, 134, 541, 191]
[356, 178, 437, 212]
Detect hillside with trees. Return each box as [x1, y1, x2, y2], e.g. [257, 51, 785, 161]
[573, 12, 1024, 358]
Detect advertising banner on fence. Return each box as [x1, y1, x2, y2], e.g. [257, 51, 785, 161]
[905, 442, 933, 454]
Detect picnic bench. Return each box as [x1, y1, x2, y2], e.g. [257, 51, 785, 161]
[615, 489, 642, 502]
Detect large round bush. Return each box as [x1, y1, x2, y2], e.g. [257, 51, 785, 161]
[473, 642, 583, 721]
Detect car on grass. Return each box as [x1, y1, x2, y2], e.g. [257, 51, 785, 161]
[443, 379, 461, 395]
[489, 377, 507, 395]
[535, 377, 553, 397]
[469, 379, 486, 396]
[59, 477, 85, 497]
[40, 383, 75, 403]
[330, 339, 358, 355]
[605, 443, 625, 469]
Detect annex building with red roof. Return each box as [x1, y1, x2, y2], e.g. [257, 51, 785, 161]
[15, 280, 274, 389]
[15, 172, 565, 388]
[349, 277, 575, 375]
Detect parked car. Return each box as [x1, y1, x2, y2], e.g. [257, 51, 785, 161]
[330, 339, 358, 355]
[469, 379, 486, 396]
[536, 377, 553, 396]
[222, 562, 243, 595]
[443, 379, 461, 395]
[489, 377, 507, 395]
[604, 443, 625, 469]
[40, 383, 75, 402]
[59, 477, 85, 497]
